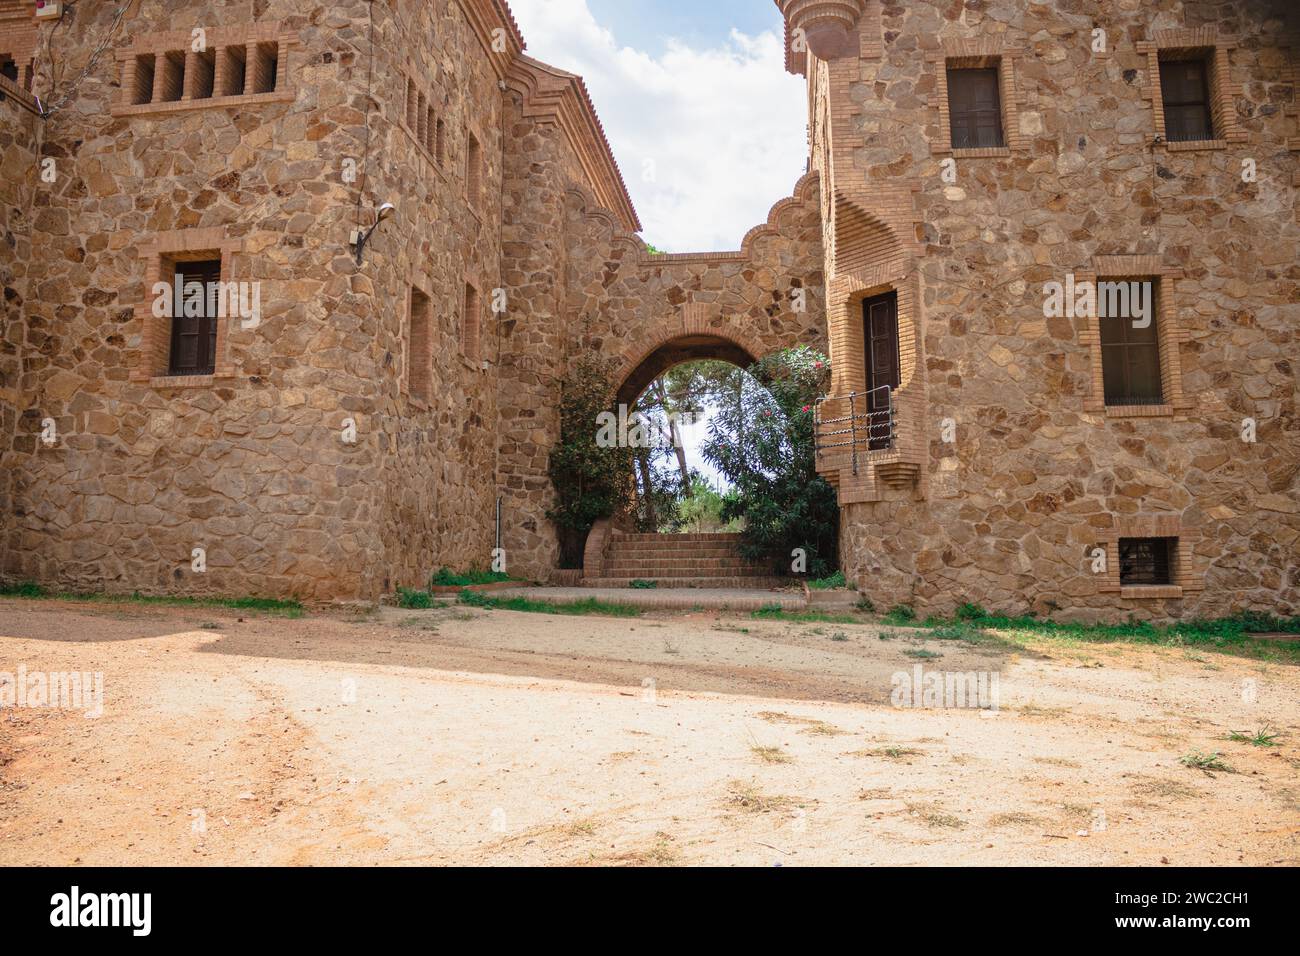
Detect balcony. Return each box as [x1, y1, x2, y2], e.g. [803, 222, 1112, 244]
[814, 384, 923, 500]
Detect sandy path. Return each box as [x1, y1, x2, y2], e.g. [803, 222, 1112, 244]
[1, 598, 1296, 866]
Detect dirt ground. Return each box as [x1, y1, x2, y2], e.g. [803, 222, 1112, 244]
[1, 597, 1297, 866]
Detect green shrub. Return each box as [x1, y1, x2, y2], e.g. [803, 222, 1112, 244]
[883, 604, 916, 624]
[809, 571, 846, 590]
[396, 587, 435, 609]
[629, 579, 659, 589]
[430, 567, 509, 587]
[701, 346, 839, 578]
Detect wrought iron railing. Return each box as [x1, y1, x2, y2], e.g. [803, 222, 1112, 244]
[814, 386, 895, 477]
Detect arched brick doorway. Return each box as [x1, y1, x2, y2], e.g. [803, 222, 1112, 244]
[614, 332, 760, 407]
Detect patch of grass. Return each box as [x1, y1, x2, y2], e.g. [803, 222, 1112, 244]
[1131, 777, 1199, 800]
[808, 571, 846, 590]
[906, 802, 965, 830]
[856, 596, 876, 613]
[1227, 725, 1282, 747]
[726, 780, 800, 814]
[914, 608, 1300, 661]
[830, 631, 849, 642]
[396, 587, 437, 609]
[988, 812, 1046, 829]
[903, 648, 941, 659]
[883, 604, 916, 625]
[0, 583, 304, 617]
[1017, 703, 1069, 718]
[854, 746, 922, 760]
[0, 580, 45, 598]
[750, 745, 792, 764]
[430, 567, 511, 587]
[629, 579, 659, 589]
[1180, 750, 1235, 774]
[457, 590, 641, 618]
[1032, 756, 1081, 768]
[751, 604, 865, 625]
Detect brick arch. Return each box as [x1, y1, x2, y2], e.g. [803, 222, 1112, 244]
[612, 309, 769, 407]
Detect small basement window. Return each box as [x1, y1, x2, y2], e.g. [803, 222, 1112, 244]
[1119, 537, 1175, 587]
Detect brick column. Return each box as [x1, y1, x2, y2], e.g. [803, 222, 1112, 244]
[182, 50, 198, 101]
[150, 56, 166, 104]
[213, 46, 227, 97]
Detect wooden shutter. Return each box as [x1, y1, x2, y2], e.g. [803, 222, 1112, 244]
[1159, 57, 1213, 142]
[168, 259, 222, 376]
[947, 67, 1005, 149]
[863, 292, 900, 450]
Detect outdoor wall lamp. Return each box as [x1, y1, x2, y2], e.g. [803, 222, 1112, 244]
[353, 202, 396, 265]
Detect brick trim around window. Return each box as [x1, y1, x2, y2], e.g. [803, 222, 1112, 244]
[1078, 255, 1192, 418]
[1137, 28, 1246, 151]
[113, 22, 298, 117]
[130, 227, 243, 387]
[399, 66, 445, 169]
[927, 39, 1029, 157]
[1095, 514, 1205, 599]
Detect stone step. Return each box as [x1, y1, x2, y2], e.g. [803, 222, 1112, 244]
[613, 533, 744, 543]
[605, 547, 751, 561]
[580, 576, 788, 590]
[603, 564, 767, 577]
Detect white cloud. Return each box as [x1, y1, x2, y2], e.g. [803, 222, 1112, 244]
[507, 0, 807, 252]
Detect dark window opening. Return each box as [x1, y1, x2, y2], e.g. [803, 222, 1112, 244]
[191, 48, 216, 100]
[408, 287, 432, 403]
[159, 51, 186, 103]
[1100, 285, 1163, 406]
[132, 53, 156, 105]
[0, 56, 17, 83]
[1160, 54, 1214, 142]
[1119, 537, 1175, 587]
[167, 258, 222, 377]
[947, 66, 1005, 150]
[220, 46, 247, 96]
[251, 42, 279, 94]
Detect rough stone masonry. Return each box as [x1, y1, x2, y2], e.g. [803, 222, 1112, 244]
[0, 0, 1295, 622]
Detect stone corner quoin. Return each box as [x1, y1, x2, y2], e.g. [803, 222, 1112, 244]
[0, 0, 1295, 622]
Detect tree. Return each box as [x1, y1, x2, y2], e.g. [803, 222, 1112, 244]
[701, 346, 839, 577]
[546, 356, 635, 568]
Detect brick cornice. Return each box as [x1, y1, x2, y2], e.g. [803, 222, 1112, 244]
[455, 0, 525, 79]
[507, 55, 640, 233]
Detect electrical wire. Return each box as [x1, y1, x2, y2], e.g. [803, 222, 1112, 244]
[40, 1, 132, 118]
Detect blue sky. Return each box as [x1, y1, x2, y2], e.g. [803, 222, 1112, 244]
[507, 1, 805, 489]
[509, 0, 806, 253]
[587, 0, 783, 57]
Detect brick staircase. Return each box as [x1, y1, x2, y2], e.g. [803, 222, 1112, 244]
[581, 532, 785, 589]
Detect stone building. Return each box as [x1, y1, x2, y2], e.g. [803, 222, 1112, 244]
[0, 0, 1296, 621]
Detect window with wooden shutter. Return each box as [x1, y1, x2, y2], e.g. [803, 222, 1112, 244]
[862, 292, 900, 451]
[1159, 55, 1213, 142]
[947, 67, 1005, 150]
[168, 259, 222, 377]
[1100, 284, 1163, 406]
[1119, 537, 1175, 586]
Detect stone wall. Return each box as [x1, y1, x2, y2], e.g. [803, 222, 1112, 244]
[801, 0, 1299, 620]
[0, 77, 39, 571]
[496, 170, 828, 579]
[0, 0, 517, 601]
